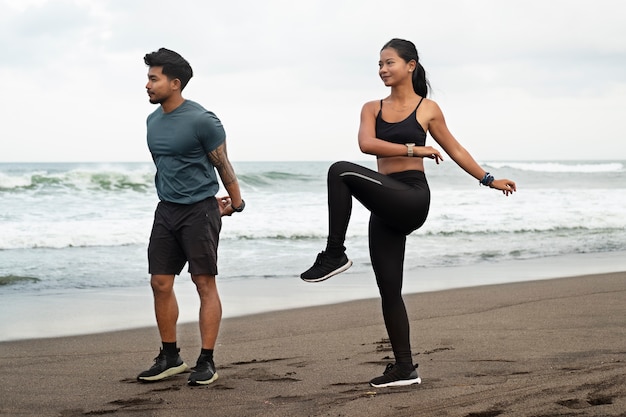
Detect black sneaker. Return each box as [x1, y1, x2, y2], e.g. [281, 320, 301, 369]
[369, 363, 421, 388]
[137, 348, 189, 382]
[188, 354, 219, 386]
[300, 251, 352, 282]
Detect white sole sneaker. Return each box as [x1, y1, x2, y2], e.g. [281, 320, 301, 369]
[301, 259, 353, 283]
[370, 375, 421, 388]
[138, 362, 189, 382]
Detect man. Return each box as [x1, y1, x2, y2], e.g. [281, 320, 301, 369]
[137, 48, 245, 386]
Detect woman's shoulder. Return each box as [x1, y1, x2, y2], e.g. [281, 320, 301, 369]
[421, 96, 442, 107]
[420, 97, 443, 116]
[361, 98, 384, 113]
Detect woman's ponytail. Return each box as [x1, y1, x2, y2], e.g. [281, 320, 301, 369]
[412, 62, 429, 97]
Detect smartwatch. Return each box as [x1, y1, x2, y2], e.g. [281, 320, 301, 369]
[405, 143, 415, 157]
[232, 199, 245, 213]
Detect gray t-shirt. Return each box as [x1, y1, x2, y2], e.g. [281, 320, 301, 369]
[147, 100, 225, 204]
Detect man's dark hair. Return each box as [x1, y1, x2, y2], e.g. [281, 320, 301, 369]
[144, 48, 193, 90]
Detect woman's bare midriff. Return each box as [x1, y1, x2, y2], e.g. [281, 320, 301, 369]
[377, 156, 425, 175]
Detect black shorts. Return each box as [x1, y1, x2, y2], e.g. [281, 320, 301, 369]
[148, 197, 222, 276]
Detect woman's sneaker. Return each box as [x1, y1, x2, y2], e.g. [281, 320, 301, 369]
[188, 353, 219, 386]
[369, 363, 421, 388]
[137, 348, 189, 382]
[300, 251, 352, 282]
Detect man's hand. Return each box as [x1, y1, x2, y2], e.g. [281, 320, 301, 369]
[217, 196, 235, 216]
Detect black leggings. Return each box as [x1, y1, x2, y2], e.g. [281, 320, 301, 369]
[325, 161, 430, 366]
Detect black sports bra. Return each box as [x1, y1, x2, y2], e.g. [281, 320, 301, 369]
[375, 97, 426, 146]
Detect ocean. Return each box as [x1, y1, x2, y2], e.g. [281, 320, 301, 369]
[1, 160, 625, 341]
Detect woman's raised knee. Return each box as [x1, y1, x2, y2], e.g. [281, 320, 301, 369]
[327, 160, 352, 177]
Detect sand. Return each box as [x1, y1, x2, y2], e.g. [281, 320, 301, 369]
[0, 272, 625, 417]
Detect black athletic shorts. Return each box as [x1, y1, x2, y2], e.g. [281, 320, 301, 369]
[148, 197, 222, 276]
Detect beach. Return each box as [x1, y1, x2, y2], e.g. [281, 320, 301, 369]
[1, 160, 625, 415]
[1, 271, 624, 417]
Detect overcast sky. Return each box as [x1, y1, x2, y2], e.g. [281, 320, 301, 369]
[1, 0, 625, 163]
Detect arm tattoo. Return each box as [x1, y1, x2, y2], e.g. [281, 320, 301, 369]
[208, 143, 237, 186]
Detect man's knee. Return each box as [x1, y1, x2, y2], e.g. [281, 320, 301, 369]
[192, 274, 217, 296]
[150, 274, 175, 294]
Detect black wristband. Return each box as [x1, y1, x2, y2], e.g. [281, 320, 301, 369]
[232, 199, 245, 212]
[479, 173, 495, 187]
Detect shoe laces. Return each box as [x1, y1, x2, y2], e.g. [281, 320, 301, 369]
[154, 348, 179, 362]
[314, 252, 326, 265]
[315, 251, 341, 265]
[383, 363, 417, 375]
[153, 349, 166, 362]
[382, 363, 395, 375]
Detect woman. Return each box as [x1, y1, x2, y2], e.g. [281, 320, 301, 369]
[300, 38, 516, 388]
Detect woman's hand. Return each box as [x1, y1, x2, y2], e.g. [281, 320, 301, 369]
[489, 179, 516, 196]
[415, 146, 443, 164]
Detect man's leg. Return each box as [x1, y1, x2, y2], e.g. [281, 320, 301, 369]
[151, 274, 178, 342]
[187, 274, 221, 385]
[191, 274, 222, 349]
[137, 274, 188, 381]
